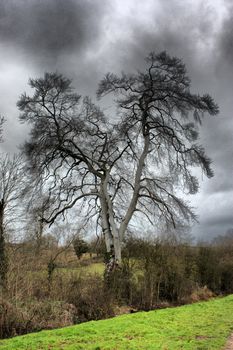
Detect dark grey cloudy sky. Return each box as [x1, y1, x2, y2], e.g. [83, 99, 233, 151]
[0, 0, 232, 240]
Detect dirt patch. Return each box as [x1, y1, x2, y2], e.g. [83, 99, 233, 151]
[114, 305, 137, 316]
[224, 333, 233, 350]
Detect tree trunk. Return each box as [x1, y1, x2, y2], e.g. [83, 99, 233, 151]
[35, 219, 44, 255]
[100, 177, 122, 287]
[0, 201, 7, 290]
[119, 132, 150, 239]
[100, 188, 115, 277]
[106, 197, 121, 264]
[99, 187, 114, 253]
[47, 258, 56, 292]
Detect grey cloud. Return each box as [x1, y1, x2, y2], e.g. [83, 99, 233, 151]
[0, 0, 108, 59]
[206, 172, 233, 195]
[201, 204, 233, 226]
[218, 0, 233, 64]
[112, 1, 217, 75]
[204, 148, 233, 195]
[192, 196, 233, 240]
[194, 223, 233, 241]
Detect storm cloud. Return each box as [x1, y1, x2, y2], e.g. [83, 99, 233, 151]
[0, 0, 108, 60]
[218, 0, 233, 65]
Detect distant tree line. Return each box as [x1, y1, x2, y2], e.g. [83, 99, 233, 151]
[115, 234, 233, 308]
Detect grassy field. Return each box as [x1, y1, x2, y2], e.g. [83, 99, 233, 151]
[1, 295, 233, 349]
[55, 262, 105, 276]
[28, 261, 105, 280]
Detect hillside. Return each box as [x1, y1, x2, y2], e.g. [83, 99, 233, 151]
[1, 295, 233, 349]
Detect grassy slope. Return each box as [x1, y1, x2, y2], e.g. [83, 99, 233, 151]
[1, 295, 233, 350]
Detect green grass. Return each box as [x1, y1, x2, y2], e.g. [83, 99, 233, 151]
[1, 295, 233, 349]
[28, 262, 105, 280]
[56, 262, 105, 275]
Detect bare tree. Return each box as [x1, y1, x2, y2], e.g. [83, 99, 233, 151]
[24, 180, 52, 255]
[18, 52, 218, 273]
[97, 51, 218, 263]
[0, 154, 24, 289]
[46, 223, 81, 289]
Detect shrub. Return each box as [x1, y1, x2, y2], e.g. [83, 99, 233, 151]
[26, 301, 76, 330]
[0, 298, 77, 339]
[65, 274, 114, 323]
[73, 238, 89, 260]
[0, 299, 33, 338]
[189, 286, 215, 303]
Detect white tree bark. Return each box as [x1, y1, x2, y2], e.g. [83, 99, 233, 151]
[119, 133, 150, 240]
[100, 172, 122, 265]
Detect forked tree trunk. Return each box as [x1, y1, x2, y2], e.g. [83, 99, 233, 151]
[101, 132, 150, 279]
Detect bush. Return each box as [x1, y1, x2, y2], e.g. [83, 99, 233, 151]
[73, 238, 89, 260]
[65, 274, 114, 323]
[27, 301, 76, 330]
[0, 299, 33, 338]
[0, 298, 77, 339]
[189, 286, 215, 303]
